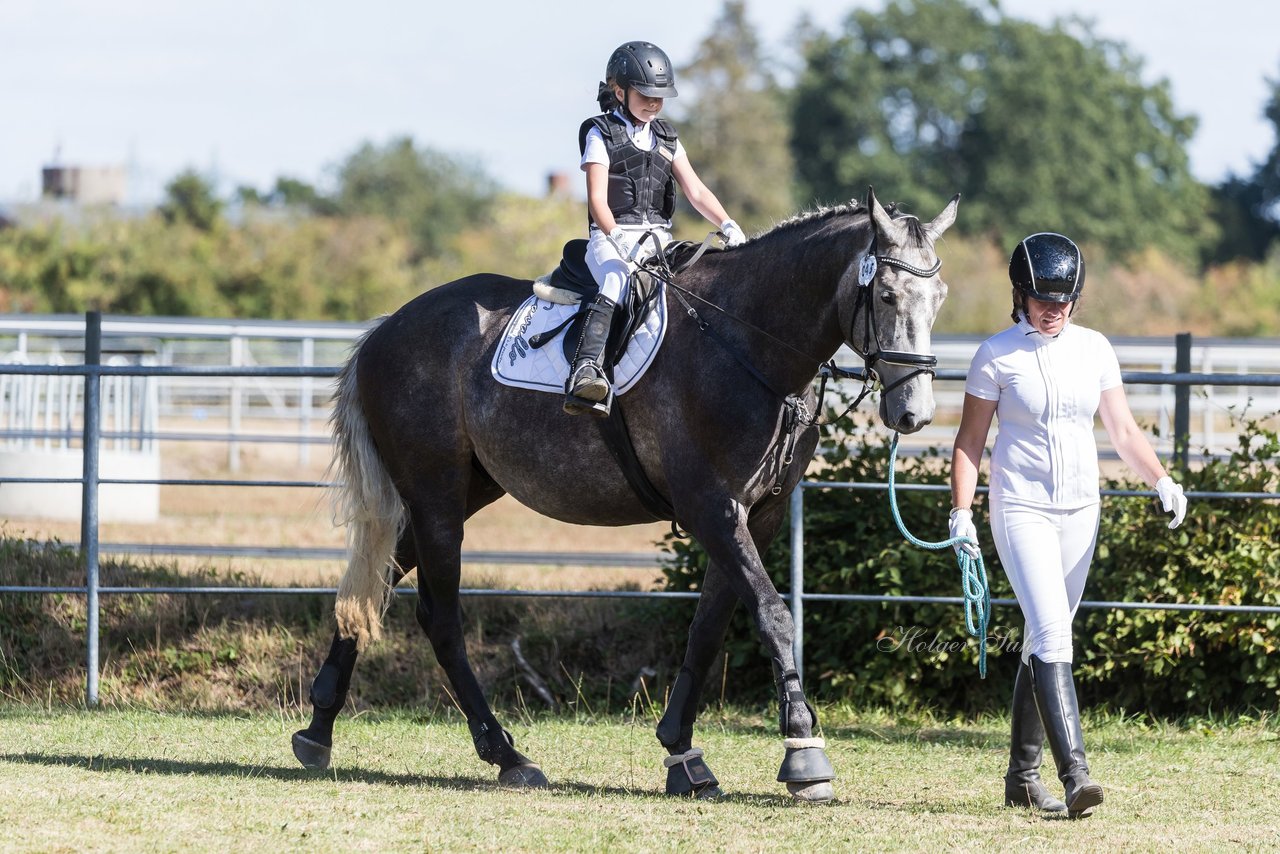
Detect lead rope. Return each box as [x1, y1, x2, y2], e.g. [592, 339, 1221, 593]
[886, 432, 991, 677]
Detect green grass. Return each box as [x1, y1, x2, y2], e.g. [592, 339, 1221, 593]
[2, 704, 1278, 852]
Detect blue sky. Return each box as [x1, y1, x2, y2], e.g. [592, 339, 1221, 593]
[2, 0, 1277, 204]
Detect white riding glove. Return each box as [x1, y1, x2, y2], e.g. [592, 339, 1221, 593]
[948, 507, 981, 560]
[1155, 476, 1187, 529]
[720, 219, 747, 247]
[606, 226, 630, 258]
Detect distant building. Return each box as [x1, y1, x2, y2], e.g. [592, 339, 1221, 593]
[546, 171, 573, 198]
[41, 165, 127, 205]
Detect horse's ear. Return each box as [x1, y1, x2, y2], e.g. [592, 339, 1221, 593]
[867, 186, 897, 237]
[925, 193, 961, 242]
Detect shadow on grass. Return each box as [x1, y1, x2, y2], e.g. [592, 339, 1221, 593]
[0, 750, 801, 805]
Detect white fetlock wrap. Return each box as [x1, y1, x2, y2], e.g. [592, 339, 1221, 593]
[663, 747, 704, 768]
[783, 737, 826, 750]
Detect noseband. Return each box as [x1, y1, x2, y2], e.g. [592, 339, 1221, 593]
[850, 233, 941, 394]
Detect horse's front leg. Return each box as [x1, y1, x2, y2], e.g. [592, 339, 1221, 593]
[685, 500, 836, 803]
[655, 562, 737, 799]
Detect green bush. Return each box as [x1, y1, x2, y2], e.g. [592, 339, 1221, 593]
[1081, 415, 1280, 714]
[660, 406, 1280, 716]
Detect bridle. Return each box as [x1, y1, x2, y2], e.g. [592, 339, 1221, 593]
[848, 232, 941, 395]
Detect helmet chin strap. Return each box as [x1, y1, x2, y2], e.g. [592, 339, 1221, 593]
[618, 89, 643, 125]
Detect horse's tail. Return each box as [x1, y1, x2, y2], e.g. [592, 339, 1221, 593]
[329, 328, 405, 651]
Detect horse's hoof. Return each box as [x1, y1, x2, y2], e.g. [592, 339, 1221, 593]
[693, 784, 725, 800]
[786, 781, 835, 803]
[291, 731, 331, 771]
[498, 763, 549, 788]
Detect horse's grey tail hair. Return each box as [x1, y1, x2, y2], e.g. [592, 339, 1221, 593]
[329, 329, 404, 652]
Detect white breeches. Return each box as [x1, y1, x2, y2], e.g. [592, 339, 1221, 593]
[586, 227, 668, 304]
[989, 497, 1100, 665]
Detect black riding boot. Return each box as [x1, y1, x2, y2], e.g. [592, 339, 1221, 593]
[563, 294, 617, 417]
[1005, 659, 1066, 813]
[1030, 655, 1104, 819]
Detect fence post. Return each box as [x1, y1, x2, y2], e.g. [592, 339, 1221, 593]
[229, 335, 243, 472]
[789, 485, 805, 679]
[299, 337, 314, 466]
[1174, 332, 1192, 469]
[80, 311, 102, 707]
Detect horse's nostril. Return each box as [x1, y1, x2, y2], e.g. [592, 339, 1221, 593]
[899, 412, 918, 432]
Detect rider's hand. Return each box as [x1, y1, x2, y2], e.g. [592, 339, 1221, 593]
[607, 226, 628, 255]
[948, 507, 981, 560]
[1155, 476, 1187, 529]
[720, 219, 746, 248]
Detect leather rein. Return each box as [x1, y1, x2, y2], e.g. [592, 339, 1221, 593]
[647, 228, 942, 496]
[658, 229, 942, 421]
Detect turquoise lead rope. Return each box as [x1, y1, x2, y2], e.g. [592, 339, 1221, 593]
[886, 433, 992, 678]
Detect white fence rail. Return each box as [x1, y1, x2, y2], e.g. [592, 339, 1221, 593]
[2, 313, 1279, 706]
[3, 314, 1279, 461]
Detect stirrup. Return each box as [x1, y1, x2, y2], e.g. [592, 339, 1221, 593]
[563, 385, 613, 417]
[564, 364, 614, 417]
[568, 362, 611, 401]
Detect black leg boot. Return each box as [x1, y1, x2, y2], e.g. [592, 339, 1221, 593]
[1005, 659, 1066, 813]
[1030, 655, 1104, 819]
[563, 294, 617, 417]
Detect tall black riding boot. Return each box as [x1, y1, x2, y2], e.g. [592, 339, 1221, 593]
[1030, 655, 1104, 819]
[563, 294, 617, 417]
[1005, 659, 1066, 813]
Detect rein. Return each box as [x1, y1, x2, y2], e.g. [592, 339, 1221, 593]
[886, 432, 991, 677]
[636, 228, 942, 496]
[652, 229, 942, 422]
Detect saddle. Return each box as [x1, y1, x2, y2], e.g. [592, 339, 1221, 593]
[531, 239, 688, 368]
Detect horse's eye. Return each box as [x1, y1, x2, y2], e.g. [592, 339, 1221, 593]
[879, 290, 897, 305]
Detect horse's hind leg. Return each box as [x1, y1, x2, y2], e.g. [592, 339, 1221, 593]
[407, 494, 547, 788]
[292, 526, 418, 770]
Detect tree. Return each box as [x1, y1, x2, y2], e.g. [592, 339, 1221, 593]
[791, 0, 1209, 259]
[1204, 176, 1279, 265]
[1230, 66, 1280, 261]
[672, 0, 797, 233]
[333, 137, 497, 257]
[158, 170, 222, 231]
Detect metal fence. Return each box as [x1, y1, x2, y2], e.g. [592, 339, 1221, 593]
[2, 312, 1279, 705]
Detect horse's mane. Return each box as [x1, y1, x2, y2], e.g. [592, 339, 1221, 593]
[665, 199, 929, 271]
[749, 199, 929, 249]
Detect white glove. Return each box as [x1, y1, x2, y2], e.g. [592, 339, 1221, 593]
[606, 226, 629, 256]
[1155, 476, 1187, 529]
[948, 507, 981, 560]
[720, 219, 746, 247]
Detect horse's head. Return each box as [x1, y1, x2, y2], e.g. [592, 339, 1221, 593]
[841, 187, 959, 434]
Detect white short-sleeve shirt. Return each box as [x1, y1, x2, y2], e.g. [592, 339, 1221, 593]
[966, 320, 1123, 508]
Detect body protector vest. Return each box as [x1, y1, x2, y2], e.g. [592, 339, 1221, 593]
[578, 113, 678, 227]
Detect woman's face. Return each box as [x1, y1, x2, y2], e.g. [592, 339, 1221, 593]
[1025, 296, 1071, 337]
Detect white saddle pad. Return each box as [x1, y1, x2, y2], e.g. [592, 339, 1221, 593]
[491, 292, 666, 395]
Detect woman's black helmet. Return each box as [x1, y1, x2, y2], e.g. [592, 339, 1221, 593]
[606, 41, 678, 98]
[1009, 232, 1084, 303]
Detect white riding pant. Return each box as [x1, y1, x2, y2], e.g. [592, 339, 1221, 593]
[586, 226, 668, 304]
[989, 496, 1100, 665]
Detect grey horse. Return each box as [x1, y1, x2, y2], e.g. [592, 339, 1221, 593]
[292, 188, 960, 802]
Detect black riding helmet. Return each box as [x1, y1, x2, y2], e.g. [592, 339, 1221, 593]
[606, 41, 678, 99]
[1009, 232, 1085, 303]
